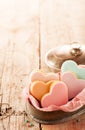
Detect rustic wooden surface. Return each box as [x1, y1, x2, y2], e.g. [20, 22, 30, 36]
[0, 0, 85, 130]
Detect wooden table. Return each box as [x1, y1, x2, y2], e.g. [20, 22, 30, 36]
[0, 0, 85, 129]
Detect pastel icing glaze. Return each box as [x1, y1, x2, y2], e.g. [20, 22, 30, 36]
[61, 72, 85, 99]
[41, 81, 68, 108]
[61, 60, 85, 80]
[30, 80, 58, 101]
[29, 71, 60, 82]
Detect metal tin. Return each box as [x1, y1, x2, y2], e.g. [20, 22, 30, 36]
[45, 43, 85, 71]
[27, 102, 85, 124]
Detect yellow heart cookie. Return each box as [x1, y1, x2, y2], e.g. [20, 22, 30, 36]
[30, 80, 57, 101]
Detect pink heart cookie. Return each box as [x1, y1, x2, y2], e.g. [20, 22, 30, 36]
[41, 81, 68, 108]
[29, 71, 60, 83]
[61, 72, 85, 99]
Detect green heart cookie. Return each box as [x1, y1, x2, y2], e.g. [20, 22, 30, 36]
[61, 60, 85, 80]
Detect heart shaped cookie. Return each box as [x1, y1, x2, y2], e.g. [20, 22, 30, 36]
[41, 81, 68, 108]
[30, 80, 58, 101]
[29, 71, 60, 82]
[61, 60, 85, 80]
[61, 72, 85, 99]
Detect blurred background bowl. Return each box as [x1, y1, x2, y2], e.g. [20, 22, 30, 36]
[45, 43, 85, 71]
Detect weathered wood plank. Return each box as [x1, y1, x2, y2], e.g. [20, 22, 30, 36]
[41, 113, 85, 130]
[0, 34, 40, 130]
[40, 0, 85, 129]
[0, 0, 40, 130]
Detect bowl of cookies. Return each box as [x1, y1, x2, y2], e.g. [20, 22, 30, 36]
[23, 59, 85, 124]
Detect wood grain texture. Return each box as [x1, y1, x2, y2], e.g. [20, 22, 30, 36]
[40, 0, 85, 129]
[0, 0, 40, 130]
[41, 115, 85, 130]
